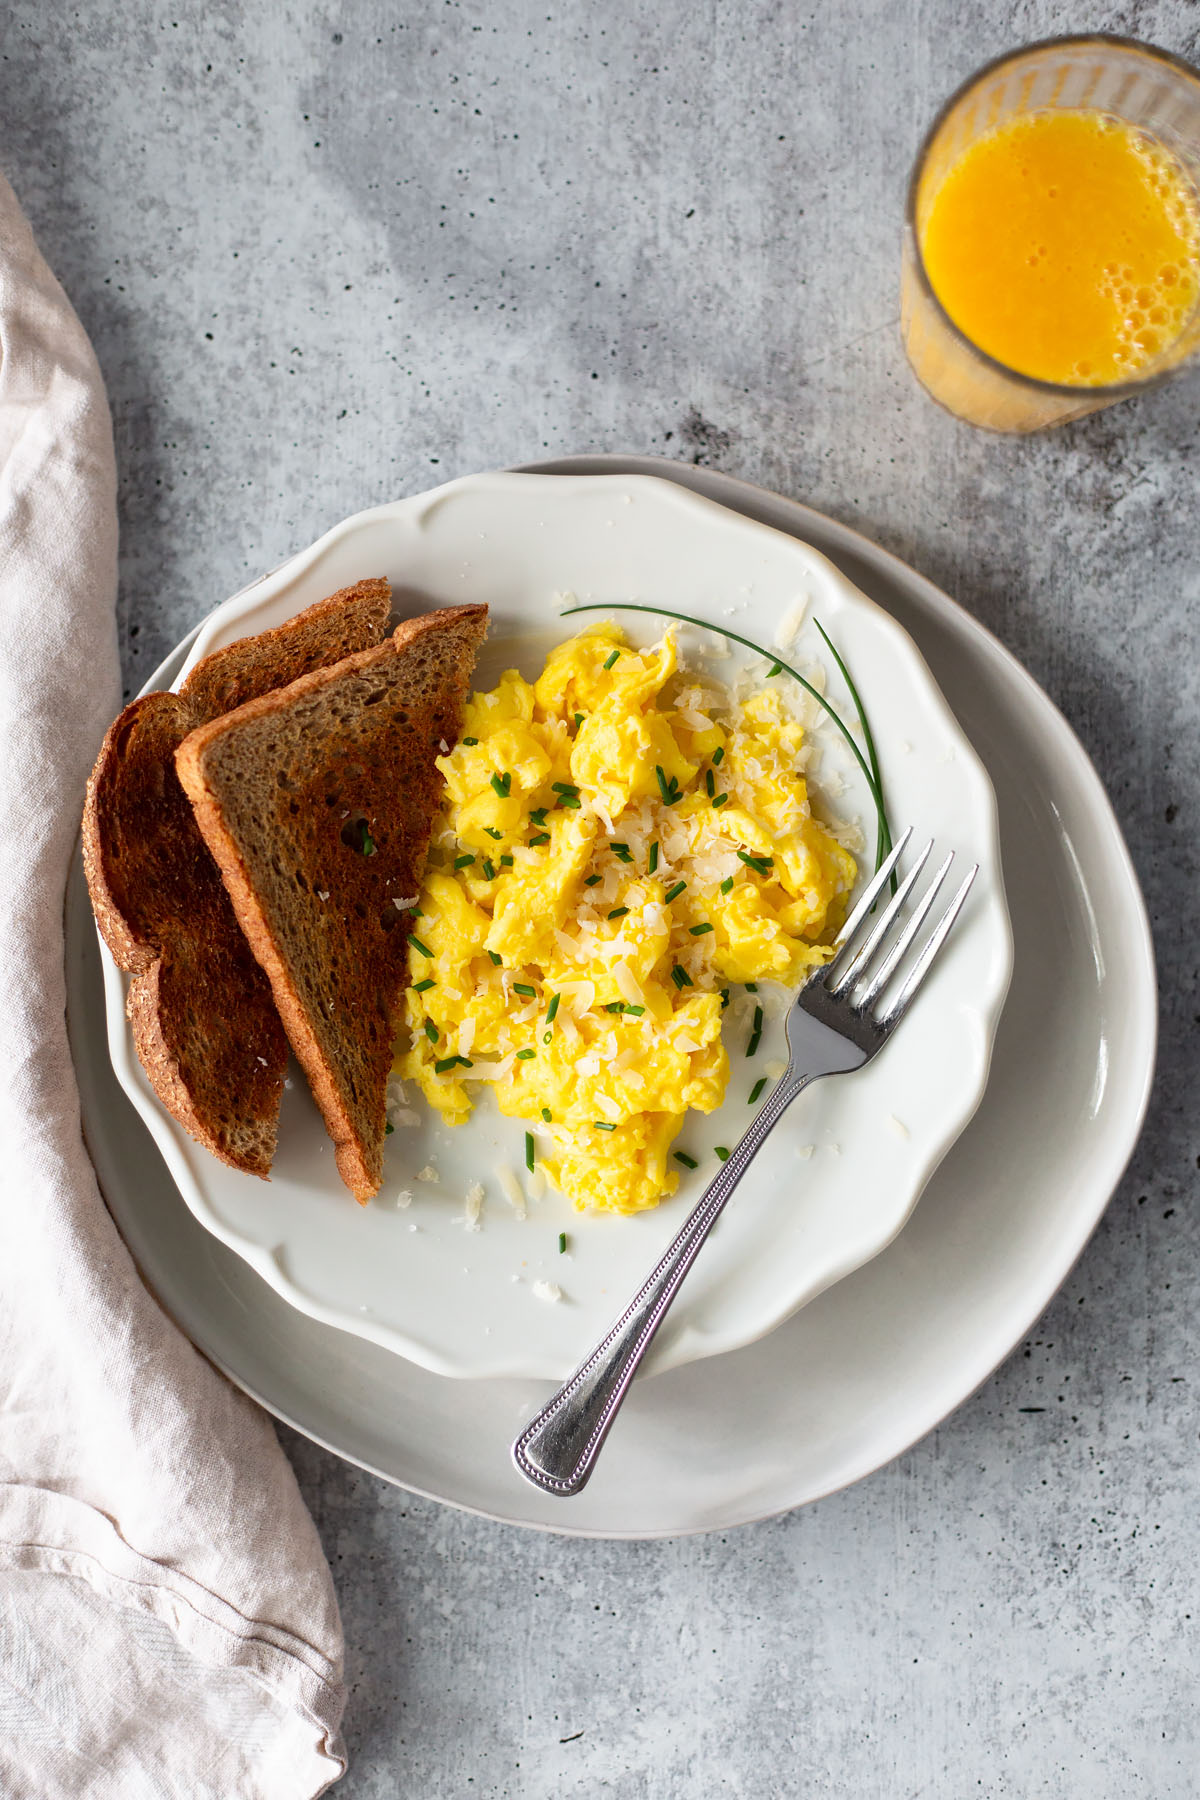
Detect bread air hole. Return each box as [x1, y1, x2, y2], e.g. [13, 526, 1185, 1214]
[340, 813, 375, 855]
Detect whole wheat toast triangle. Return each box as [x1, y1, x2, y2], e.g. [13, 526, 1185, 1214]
[82, 578, 393, 1176]
[175, 603, 488, 1202]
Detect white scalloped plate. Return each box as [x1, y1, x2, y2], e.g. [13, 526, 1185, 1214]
[98, 473, 1011, 1380]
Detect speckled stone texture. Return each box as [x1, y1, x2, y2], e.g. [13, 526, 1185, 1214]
[5, 0, 1198, 1792]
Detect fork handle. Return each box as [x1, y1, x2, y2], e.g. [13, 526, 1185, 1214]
[512, 1070, 813, 1496]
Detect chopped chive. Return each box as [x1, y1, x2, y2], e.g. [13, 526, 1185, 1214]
[423, 1019, 438, 1043]
[712, 793, 729, 808]
[655, 765, 682, 806]
[525, 1131, 535, 1172]
[454, 853, 476, 870]
[487, 949, 502, 965]
[556, 793, 582, 809]
[720, 876, 734, 894]
[720, 988, 730, 1009]
[551, 782, 579, 796]
[737, 850, 774, 875]
[482, 859, 497, 881]
[611, 841, 633, 862]
[516, 1047, 536, 1060]
[412, 977, 435, 993]
[530, 808, 548, 827]
[648, 841, 659, 873]
[484, 826, 503, 840]
[715, 1145, 730, 1161]
[574, 711, 585, 729]
[558, 1231, 567, 1254]
[664, 880, 687, 903]
[607, 906, 630, 920]
[529, 831, 551, 846]
[542, 1030, 552, 1044]
[605, 1000, 623, 1013]
[514, 982, 537, 998]
[746, 1004, 764, 1057]
[745, 982, 758, 992]
[671, 964, 692, 990]
[462, 736, 478, 746]
[360, 825, 376, 856]
[385, 1121, 394, 1135]
[546, 993, 561, 1022]
[766, 661, 782, 677]
[690, 922, 714, 936]
[712, 746, 725, 765]
[626, 1003, 646, 1016]
[434, 1055, 470, 1073]
[490, 771, 512, 798]
[603, 648, 620, 670]
[749, 1077, 768, 1104]
[705, 769, 715, 798]
[500, 854, 514, 867]
[674, 1150, 698, 1169]
[541, 1107, 553, 1122]
[594, 1121, 617, 1131]
[584, 874, 602, 886]
[409, 936, 433, 958]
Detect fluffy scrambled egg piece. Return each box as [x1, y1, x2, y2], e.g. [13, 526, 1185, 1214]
[395, 625, 856, 1214]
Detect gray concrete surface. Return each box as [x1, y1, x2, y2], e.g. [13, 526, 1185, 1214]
[6, 0, 1198, 1793]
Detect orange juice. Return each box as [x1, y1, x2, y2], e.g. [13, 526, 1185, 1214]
[919, 110, 1200, 387]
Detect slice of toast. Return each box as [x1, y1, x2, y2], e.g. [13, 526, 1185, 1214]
[175, 604, 488, 1202]
[82, 578, 393, 1176]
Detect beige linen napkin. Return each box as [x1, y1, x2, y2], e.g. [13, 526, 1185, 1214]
[0, 172, 347, 1799]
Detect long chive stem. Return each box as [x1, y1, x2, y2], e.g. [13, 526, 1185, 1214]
[814, 618, 892, 875]
[561, 601, 891, 872]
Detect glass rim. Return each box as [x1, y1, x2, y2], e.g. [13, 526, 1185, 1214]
[905, 32, 1200, 401]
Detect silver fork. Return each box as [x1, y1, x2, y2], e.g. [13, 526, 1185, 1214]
[511, 827, 977, 1497]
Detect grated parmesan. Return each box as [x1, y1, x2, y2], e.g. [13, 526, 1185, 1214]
[773, 598, 809, 653]
[461, 1182, 485, 1230]
[497, 1164, 527, 1217]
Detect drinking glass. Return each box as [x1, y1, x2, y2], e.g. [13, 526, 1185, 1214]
[902, 35, 1200, 431]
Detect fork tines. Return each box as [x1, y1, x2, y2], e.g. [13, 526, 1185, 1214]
[823, 829, 977, 1026]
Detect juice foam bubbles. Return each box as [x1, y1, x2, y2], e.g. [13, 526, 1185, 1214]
[919, 109, 1200, 387]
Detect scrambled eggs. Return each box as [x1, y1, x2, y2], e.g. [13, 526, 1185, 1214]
[396, 624, 856, 1213]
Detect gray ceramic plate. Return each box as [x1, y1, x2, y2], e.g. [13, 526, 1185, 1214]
[65, 456, 1155, 1538]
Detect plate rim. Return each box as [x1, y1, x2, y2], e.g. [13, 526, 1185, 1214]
[69, 455, 1157, 1537]
[97, 469, 1014, 1380]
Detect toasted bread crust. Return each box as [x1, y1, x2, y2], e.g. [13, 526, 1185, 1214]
[83, 693, 182, 977]
[81, 578, 393, 1177]
[176, 603, 488, 1201]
